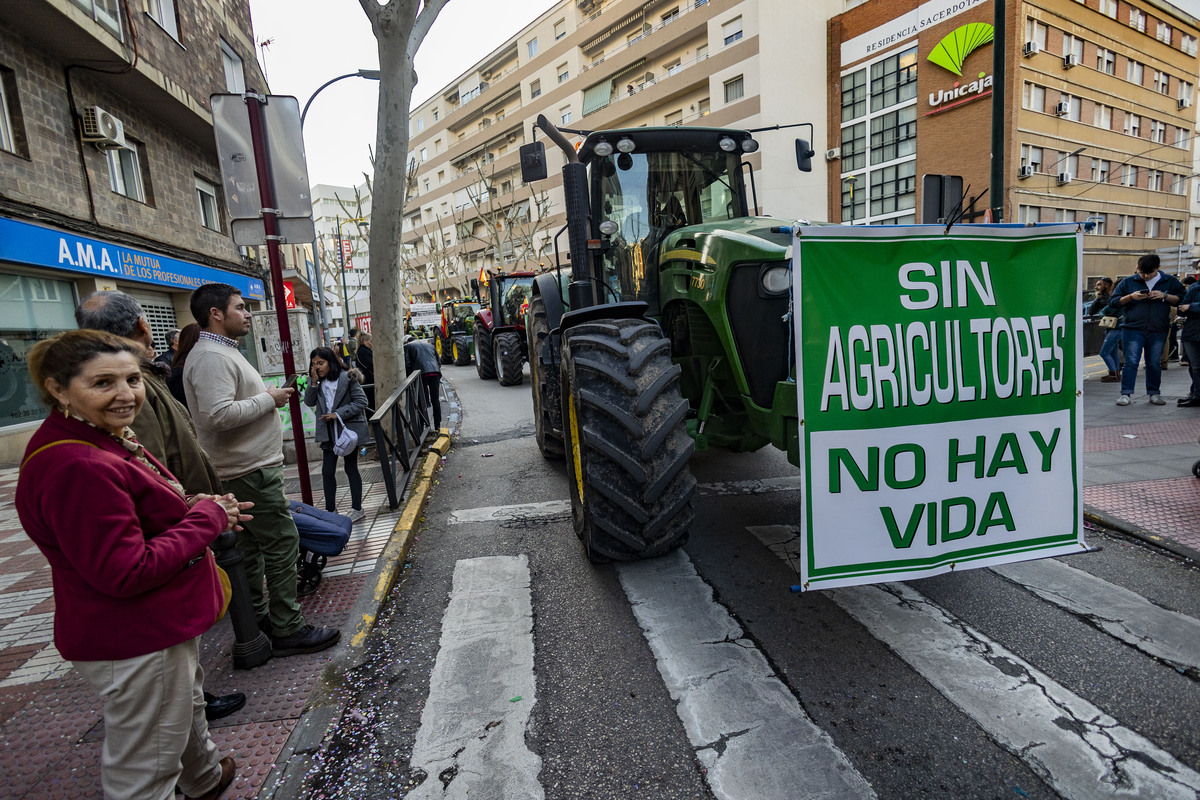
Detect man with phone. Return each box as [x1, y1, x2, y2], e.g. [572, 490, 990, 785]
[1110, 254, 1185, 406]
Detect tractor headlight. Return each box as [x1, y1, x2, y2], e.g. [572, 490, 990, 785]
[593, 140, 614, 157]
[741, 138, 759, 153]
[760, 264, 790, 295]
[599, 220, 619, 235]
[616, 137, 636, 153]
[718, 136, 738, 152]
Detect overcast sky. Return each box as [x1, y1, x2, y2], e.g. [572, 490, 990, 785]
[249, 0, 1200, 189]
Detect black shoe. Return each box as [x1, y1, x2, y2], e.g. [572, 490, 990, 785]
[1179, 396, 1200, 407]
[203, 691, 246, 721]
[271, 624, 341, 657]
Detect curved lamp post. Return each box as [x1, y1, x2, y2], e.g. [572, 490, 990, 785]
[300, 69, 381, 128]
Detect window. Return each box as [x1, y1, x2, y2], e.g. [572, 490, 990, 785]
[1060, 93, 1081, 121]
[530, 79, 541, 99]
[423, 178, 429, 191]
[1097, 48, 1115, 74]
[195, 177, 219, 231]
[1023, 83, 1046, 112]
[561, 106, 572, 124]
[528, 38, 538, 58]
[1180, 81, 1194, 107]
[1120, 164, 1138, 186]
[1146, 217, 1159, 238]
[107, 140, 146, 202]
[419, 147, 427, 161]
[1094, 104, 1112, 129]
[698, 98, 710, 116]
[1060, 153, 1079, 177]
[1021, 144, 1044, 172]
[722, 17, 743, 46]
[417, 117, 424, 132]
[871, 47, 917, 111]
[432, 108, 439, 121]
[1063, 34, 1083, 61]
[1149, 169, 1164, 191]
[1184, 34, 1199, 56]
[1092, 158, 1110, 183]
[1170, 219, 1183, 238]
[434, 138, 442, 153]
[665, 109, 683, 126]
[1130, 9, 1146, 32]
[1154, 70, 1170, 94]
[1025, 19, 1047, 49]
[661, 7, 679, 25]
[665, 59, 682, 77]
[1125, 113, 1141, 137]
[841, 173, 865, 223]
[841, 122, 866, 171]
[1157, 20, 1172, 44]
[696, 44, 708, 61]
[723, 75, 744, 103]
[72, 0, 123, 37]
[842, 68, 867, 120]
[870, 106, 916, 164]
[1150, 119, 1166, 143]
[437, 169, 444, 184]
[557, 64, 568, 83]
[0, 67, 24, 156]
[1118, 214, 1135, 236]
[554, 19, 565, 40]
[1128, 60, 1144, 85]
[1099, 0, 1117, 16]
[869, 160, 916, 217]
[220, 39, 244, 92]
[1176, 126, 1190, 148]
[144, 0, 179, 39]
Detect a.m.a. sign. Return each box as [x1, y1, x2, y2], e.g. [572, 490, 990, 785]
[792, 224, 1086, 590]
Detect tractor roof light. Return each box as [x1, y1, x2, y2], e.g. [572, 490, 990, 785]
[593, 140, 615, 157]
[599, 220, 619, 235]
[741, 138, 760, 153]
[718, 136, 738, 152]
[616, 137, 637, 153]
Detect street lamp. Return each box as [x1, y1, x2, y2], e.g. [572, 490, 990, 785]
[300, 69, 381, 128]
[335, 216, 369, 339]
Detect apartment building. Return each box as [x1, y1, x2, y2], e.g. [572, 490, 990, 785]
[311, 182, 373, 337]
[829, 0, 1200, 281]
[403, 0, 838, 302]
[0, 0, 276, 458]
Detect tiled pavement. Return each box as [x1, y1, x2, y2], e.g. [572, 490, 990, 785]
[0, 363, 1197, 799]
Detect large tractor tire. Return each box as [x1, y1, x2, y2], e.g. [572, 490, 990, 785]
[495, 331, 525, 386]
[452, 336, 472, 366]
[560, 318, 695, 562]
[476, 330, 496, 380]
[528, 294, 564, 459]
[435, 334, 453, 365]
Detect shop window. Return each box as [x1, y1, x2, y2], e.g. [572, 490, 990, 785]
[195, 176, 220, 231]
[0, 274, 78, 427]
[145, 0, 179, 39]
[870, 46, 917, 112]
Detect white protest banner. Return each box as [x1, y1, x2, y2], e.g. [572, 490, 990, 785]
[794, 224, 1086, 590]
[409, 302, 439, 329]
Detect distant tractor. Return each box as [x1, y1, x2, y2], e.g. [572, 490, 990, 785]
[521, 115, 816, 562]
[474, 271, 536, 386]
[436, 300, 479, 367]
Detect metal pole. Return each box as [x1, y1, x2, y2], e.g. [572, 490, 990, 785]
[305, 253, 329, 347]
[336, 219, 352, 337]
[990, 0, 1006, 221]
[245, 93, 314, 507]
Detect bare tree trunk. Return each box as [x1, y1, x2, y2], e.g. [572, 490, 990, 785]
[358, 0, 447, 403]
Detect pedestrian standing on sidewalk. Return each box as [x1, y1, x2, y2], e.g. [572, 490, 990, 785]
[1176, 278, 1200, 406]
[404, 334, 443, 431]
[1111, 254, 1185, 406]
[357, 333, 376, 410]
[16, 330, 248, 800]
[304, 346, 369, 521]
[184, 283, 340, 657]
[1090, 277, 1121, 382]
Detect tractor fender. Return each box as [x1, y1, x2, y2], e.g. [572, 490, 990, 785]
[475, 307, 494, 333]
[560, 301, 651, 334]
[532, 273, 566, 332]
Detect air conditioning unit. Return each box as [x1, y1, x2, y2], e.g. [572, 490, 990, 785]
[825, 147, 840, 161]
[1023, 41, 1041, 57]
[1063, 52, 1080, 68]
[1179, 97, 1193, 109]
[1054, 102, 1070, 116]
[81, 105, 126, 149]
[1018, 165, 1034, 179]
[1057, 171, 1073, 185]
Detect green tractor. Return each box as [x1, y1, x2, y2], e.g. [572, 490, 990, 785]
[475, 270, 537, 386]
[522, 115, 815, 562]
[435, 299, 479, 367]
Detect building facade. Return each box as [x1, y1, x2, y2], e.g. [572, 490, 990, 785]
[829, 0, 1200, 284]
[0, 0, 280, 458]
[403, 0, 839, 302]
[311, 182, 373, 339]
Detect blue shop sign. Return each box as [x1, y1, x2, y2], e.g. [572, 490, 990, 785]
[0, 216, 265, 299]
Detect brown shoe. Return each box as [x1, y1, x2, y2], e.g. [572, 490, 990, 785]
[1100, 374, 1120, 382]
[185, 756, 236, 800]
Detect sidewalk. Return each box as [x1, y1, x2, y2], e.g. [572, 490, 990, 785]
[0, 362, 1197, 799]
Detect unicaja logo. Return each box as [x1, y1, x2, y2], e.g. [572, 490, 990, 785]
[927, 22, 994, 76]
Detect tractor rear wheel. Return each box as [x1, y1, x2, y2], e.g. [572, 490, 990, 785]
[495, 331, 524, 386]
[475, 330, 496, 379]
[560, 318, 694, 561]
[529, 294, 563, 459]
[452, 336, 472, 366]
[436, 335, 452, 365]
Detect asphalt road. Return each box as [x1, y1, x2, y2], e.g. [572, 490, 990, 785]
[304, 362, 1200, 800]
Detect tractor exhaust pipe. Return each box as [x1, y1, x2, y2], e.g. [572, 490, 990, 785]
[534, 115, 596, 309]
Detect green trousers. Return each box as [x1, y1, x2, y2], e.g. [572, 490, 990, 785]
[221, 466, 305, 638]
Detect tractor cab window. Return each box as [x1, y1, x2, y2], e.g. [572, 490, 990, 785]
[495, 277, 533, 327]
[594, 149, 746, 312]
[453, 303, 479, 323]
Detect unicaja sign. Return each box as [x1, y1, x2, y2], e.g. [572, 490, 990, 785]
[927, 22, 994, 113]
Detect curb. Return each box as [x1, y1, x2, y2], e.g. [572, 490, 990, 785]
[1084, 504, 1200, 564]
[262, 430, 452, 799]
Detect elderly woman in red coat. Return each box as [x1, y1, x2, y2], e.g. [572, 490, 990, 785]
[15, 330, 249, 800]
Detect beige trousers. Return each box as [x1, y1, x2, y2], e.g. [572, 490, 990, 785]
[73, 637, 223, 800]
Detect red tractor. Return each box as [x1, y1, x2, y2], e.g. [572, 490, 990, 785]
[475, 271, 536, 385]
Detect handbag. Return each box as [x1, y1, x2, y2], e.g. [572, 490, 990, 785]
[331, 412, 358, 457]
[1099, 315, 1118, 329]
[215, 563, 232, 621]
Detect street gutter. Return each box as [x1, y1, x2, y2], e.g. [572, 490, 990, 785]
[1084, 505, 1200, 564]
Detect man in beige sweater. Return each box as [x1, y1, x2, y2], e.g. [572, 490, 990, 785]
[184, 283, 339, 657]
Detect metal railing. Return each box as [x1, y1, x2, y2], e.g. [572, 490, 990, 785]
[369, 370, 434, 509]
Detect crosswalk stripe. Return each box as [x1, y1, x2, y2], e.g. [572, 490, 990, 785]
[993, 559, 1200, 673]
[747, 525, 1200, 799]
[406, 555, 542, 800]
[616, 550, 876, 800]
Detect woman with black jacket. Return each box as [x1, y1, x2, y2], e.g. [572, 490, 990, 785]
[303, 347, 370, 521]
